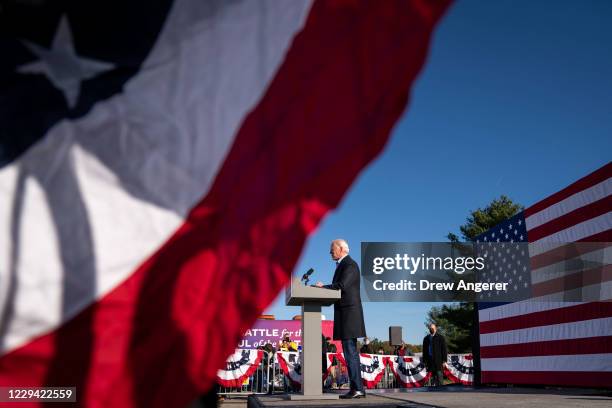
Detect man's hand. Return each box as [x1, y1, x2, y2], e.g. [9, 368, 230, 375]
[315, 281, 324, 288]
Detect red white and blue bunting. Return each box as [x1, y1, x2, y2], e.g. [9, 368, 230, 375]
[216, 349, 263, 388]
[323, 352, 335, 381]
[276, 351, 303, 390]
[277, 351, 338, 388]
[444, 354, 474, 385]
[386, 356, 431, 387]
[359, 353, 387, 389]
[216, 350, 473, 388]
[334, 353, 387, 389]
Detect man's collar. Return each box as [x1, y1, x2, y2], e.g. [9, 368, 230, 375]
[336, 254, 348, 264]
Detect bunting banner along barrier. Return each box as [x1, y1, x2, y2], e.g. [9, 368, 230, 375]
[334, 352, 388, 389]
[323, 352, 336, 382]
[216, 350, 474, 389]
[359, 353, 387, 389]
[386, 355, 431, 387]
[444, 354, 474, 385]
[217, 349, 264, 388]
[276, 351, 302, 390]
[276, 351, 340, 388]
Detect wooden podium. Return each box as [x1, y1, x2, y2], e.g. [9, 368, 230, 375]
[285, 276, 341, 400]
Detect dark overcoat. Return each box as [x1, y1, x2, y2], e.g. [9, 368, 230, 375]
[422, 333, 448, 370]
[325, 255, 366, 340]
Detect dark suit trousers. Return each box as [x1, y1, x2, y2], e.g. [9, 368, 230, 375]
[426, 360, 444, 386]
[341, 338, 364, 392]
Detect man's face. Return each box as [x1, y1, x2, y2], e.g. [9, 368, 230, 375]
[329, 243, 343, 261]
[429, 325, 437, 335]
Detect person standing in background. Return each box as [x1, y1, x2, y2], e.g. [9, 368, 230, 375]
[279, 335, 298, 352]
[422, 323, 447, 386]
[360, 337, 372, 354]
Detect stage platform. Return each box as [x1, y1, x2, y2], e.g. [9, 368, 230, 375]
[208, 385, 611, 408]
[247, 393, 429, 408]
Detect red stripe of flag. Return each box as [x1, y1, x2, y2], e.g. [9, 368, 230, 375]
[530, 242, 611, 270]
[482, 371, 612, 388]
[578, 230, 612, 243]
[479, 302, 612, 334]
[524, 162, 611, 217]
[527, 195, 612, 242]
[480, 336, 612, 358]
[532, 264, 612, 297]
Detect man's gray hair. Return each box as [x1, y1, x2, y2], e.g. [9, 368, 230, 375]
[333, 239, 349, 253]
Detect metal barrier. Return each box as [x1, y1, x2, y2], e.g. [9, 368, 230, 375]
[217, 350, 271, 396]
[217, 350, 292, 396]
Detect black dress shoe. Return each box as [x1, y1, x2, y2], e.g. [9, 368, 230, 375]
[340, 390, 366, 399]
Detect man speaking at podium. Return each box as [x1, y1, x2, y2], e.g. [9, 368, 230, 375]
[316, 239, 366, 399]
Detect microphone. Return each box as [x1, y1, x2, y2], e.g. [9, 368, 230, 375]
[301, 268, 314, 281]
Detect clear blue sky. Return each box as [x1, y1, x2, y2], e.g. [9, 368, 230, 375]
[265, 0, 612, 344]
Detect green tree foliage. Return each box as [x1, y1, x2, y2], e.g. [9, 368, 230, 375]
[425, 303, 473, 353]
[429, 195, 523, 353]
[451, 195, 523, 241]
[356, 338, 422, 355]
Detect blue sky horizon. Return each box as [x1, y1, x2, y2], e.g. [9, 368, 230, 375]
[264, 0, 612, 345]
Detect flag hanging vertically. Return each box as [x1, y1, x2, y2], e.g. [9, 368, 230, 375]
[477, 162, 612, 387]
[0, 0, 451, 406]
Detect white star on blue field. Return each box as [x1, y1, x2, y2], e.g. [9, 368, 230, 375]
[18, 16, 115, 109]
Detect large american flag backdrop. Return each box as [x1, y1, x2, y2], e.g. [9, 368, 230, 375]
[0, 1, 451, 407]
[476, 162, 611, 387]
